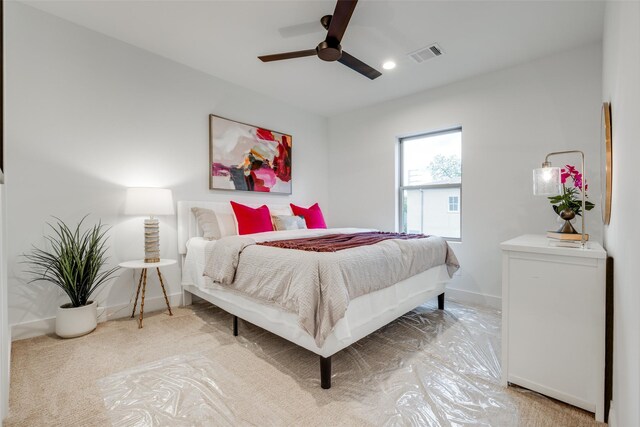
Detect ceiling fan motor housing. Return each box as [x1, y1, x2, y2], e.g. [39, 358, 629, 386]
[316, 40, 342, 61]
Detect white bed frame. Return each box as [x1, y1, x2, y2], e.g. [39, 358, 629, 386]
[178, 201, 450, 389]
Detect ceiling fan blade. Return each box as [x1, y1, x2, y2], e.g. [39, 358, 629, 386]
[338, 51, 382, 80]
[278, 21, 323, 38]
[326, 0, 358, 44]
[258, 49, 317, 62]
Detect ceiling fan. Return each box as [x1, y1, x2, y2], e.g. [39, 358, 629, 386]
[258, 0, 382, 80]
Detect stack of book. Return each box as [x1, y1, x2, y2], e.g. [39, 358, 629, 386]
[546, 231, 589, 248]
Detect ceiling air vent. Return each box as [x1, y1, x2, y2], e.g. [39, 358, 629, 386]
[408, 43, 444, 64]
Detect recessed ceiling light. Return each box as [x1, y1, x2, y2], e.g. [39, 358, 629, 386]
[382, 61, 396, 70]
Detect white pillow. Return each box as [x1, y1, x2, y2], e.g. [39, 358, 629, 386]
[272, 215, 307, 231]
[191, 207, 221, 240]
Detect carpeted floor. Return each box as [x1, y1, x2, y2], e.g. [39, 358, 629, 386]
[5, 300, 604, 426]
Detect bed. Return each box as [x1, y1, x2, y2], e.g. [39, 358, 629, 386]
[178, 201, 458, 389]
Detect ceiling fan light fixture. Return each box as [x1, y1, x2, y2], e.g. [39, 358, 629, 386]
[382, 60, 396, 70]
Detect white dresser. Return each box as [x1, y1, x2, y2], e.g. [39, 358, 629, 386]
[500, 234, 606, 422]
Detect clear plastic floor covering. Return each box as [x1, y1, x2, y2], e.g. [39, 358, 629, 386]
[99, 301, 520, 426]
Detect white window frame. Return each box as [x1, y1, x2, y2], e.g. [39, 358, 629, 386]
[398, 127, 462, 241]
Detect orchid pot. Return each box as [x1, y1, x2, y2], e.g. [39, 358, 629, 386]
[546, 165, 595, 234]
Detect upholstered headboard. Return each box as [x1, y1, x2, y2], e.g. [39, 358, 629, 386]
[176, 201, 291, 255]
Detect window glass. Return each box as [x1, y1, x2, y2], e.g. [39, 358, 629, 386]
[402, 132, 461, 186]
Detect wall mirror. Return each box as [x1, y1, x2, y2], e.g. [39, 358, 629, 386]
[601, 102, 612, 225]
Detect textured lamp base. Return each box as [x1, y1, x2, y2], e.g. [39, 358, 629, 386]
[144, 218, 160, 263]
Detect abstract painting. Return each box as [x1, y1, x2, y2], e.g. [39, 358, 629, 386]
[209, 115, 292, 194]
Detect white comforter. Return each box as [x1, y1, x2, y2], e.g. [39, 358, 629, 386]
[202, 228, 459, 347]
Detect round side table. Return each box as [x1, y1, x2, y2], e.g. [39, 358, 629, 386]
[119, 259, 176, 328]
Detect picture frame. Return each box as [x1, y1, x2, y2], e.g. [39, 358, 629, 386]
[209, 115, 292, 194]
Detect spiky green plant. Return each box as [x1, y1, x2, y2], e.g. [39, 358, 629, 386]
[23, 216, 120, 308]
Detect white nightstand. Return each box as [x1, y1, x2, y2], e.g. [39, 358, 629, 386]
[119, 259, 176, 328]
[500, 234, 606, 421]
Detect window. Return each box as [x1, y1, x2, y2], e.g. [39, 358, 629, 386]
[399, 128, 462, 240]
[448, 196, 459, 213]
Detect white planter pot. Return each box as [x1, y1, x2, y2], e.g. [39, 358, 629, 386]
[55, 300, 98, 338]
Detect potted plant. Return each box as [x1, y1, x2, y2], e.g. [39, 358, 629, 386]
[24, 216, 120, 338]
[547, 164, 595, 233]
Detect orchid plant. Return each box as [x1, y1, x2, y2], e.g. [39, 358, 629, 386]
[547, 164, 595, 216]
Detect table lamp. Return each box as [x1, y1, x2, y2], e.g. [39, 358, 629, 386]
[125, 187, 174, 263]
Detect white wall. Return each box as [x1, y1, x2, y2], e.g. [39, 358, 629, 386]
[602, 2, 640, 426]
[328, 44, 603, 306]
[5, 2, 329, 338]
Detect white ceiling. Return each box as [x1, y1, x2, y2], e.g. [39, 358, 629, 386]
[25, 0, 605, 117]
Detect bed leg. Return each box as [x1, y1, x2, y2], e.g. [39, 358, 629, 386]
[182, 288, 192, 307]
[438, 292, 445, 310]
[233, 316, 239, 336]
[320, 356, 332, 389]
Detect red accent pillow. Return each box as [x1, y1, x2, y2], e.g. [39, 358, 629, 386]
[230, 201, 274, 235]
[290, 203, 327, 229]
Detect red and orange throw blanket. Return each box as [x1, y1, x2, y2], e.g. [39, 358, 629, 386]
[257, 232, 430, 252]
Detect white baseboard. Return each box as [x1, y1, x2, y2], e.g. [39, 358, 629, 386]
[10, 317, 53, 342]
[608, 401, 615, 426]
[11, 292, 183, 341]
[96, 292, 183, 323]
[1, 327, 9, 422]
[445, 287, 501, 309]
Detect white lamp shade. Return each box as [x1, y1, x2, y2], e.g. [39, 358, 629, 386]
[125, 188, 174, 216]
[532, 167, 562, 196]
